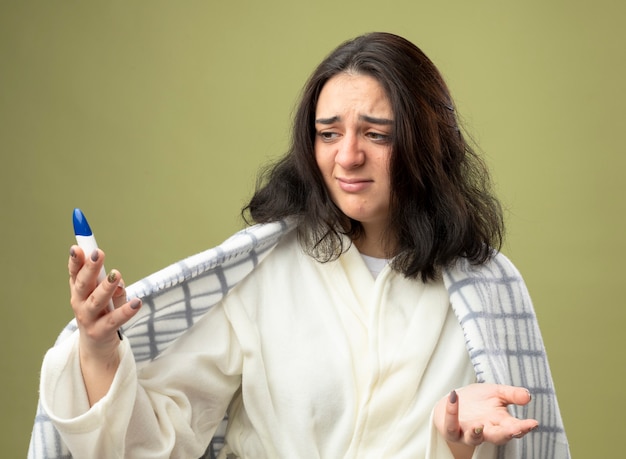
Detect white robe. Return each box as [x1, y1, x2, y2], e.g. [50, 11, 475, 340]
[30, 220, 570, 458]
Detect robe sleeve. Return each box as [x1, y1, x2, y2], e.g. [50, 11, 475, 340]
[39, 303, 242, 458]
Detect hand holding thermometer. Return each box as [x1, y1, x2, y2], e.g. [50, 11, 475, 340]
[73, 208, 123, 340]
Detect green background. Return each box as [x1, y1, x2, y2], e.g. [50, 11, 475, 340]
[2, 1, 624, 456]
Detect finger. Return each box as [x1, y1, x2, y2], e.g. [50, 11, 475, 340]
[73, 248, 107, 300]
[68, 245, 86, 279]
[87, 298, 143, 339]
[514, 423, 539, 439]
[465, 425, 485, 446]
[75, 268, 121, 326]
[96, 268, 123, 311]
[443, 390, 462, 441]
[483, 419, 539, 445]
[112, 277, 127, 308]
[501, 417, 539, 439]
[497, 385, 533, 406]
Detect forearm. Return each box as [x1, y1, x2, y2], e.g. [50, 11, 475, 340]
[40, 333, 196, 457]
[40, 304, 243, 457]
[39, 331, 137, 457]
[79, 341, 120, 406]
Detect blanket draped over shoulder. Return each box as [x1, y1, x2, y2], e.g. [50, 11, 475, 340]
[28, 219, 570, 458]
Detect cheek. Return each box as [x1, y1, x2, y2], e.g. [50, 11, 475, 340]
[314, 146, 333, 178]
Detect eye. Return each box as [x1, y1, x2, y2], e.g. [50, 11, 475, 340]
[317, 131, 340, 142]
[366, 131, 391, 144]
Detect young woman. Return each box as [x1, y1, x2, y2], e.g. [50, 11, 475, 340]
[35, 32, 569, 458]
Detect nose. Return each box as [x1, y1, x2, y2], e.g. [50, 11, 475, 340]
[335, 132, 364, 169]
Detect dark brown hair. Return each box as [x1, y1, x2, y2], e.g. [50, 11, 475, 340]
[244, 32, 503, 281]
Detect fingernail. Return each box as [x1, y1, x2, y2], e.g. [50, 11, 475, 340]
[130, 298, 141, 310]
[70, 247, 76, 258]
[525, 389, 532, 402]
[90, 250, 99, 262]
[512, 431, 524, 439]
[529, 424, 539, 432]
[107, 270, 117, 284]
[449, 390, 458, 404]
[473, 426, 484, 435]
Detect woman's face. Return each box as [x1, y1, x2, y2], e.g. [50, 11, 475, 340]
[314, 72, 393, 234]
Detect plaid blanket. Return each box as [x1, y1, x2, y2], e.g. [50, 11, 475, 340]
[28, 219, 570, 458]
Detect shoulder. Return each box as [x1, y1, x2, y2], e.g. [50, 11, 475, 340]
[230, 227, 305, 291]
[258, 227, 301, 265]
[442, 251, 525, 297]
[442, 251, 534, 316]
[446, 251, 522, 284]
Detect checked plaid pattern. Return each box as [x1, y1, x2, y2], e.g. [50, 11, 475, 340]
[28, 219, 569, 458]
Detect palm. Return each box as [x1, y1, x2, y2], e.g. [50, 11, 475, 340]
[434, 383, 538, 447]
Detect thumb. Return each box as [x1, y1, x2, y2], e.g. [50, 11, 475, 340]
[497, 385, 533, 406]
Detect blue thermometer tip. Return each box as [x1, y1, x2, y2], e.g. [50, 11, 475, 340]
[72, 208, 93, 237]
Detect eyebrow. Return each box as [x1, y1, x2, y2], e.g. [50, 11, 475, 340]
[315, 115, 394, 125]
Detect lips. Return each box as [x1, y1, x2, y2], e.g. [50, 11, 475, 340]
[336, 177, 373, 193]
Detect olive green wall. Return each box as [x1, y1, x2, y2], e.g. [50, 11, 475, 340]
[2, 1, 623, 456]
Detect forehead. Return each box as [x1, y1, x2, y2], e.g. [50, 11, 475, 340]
[315, 73, 392, 117]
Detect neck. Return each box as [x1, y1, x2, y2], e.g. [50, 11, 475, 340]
[353, 226, 395, 259]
